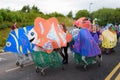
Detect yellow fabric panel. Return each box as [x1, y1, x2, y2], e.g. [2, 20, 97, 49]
[102, 30, 117, 48]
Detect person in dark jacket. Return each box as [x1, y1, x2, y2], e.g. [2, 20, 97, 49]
[60, 22, 69, 64]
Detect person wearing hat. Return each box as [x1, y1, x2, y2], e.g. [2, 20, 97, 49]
[92, 18, 98, 33]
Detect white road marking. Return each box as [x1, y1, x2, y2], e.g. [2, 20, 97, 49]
[5, 62, 34, 73]
[5, 67, 20, 72]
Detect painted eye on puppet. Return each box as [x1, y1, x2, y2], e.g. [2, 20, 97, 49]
[6, 42, 11, 47]
[31, 32, 34, 36]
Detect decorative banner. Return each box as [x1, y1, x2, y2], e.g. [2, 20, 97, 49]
[102, 29, 117, 48]
[4, 26, 34, 54]
[28, 17, 71, 53]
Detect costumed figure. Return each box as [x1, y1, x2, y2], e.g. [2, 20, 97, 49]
[70, 18, 101, 69]
[74, 17, 91, 31]
[91, 18, 103, 61]
[92, 18, 99, 33]
[69, 25, 80, 53]
[4, 26, 34, 67]
[102, 23, 117, 54]
[27, 17, 72, 74]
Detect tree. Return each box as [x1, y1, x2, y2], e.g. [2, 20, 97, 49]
[31, 5, 39, 13]
[91, 8, 116, 26]
[67, 11, 73, 18]
[0, 16, 3, 23]
[21, 5, 30, 13]
[0, 9, 8, 21]
[48, 12, 65, 17]
[75, 10, 89, 19]
[114, 8, 120, 24]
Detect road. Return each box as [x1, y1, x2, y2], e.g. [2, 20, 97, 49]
[0, 43, 120, 80]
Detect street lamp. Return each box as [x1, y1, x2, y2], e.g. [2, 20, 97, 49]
[89, 3, 93, 13]
[88, 3, 93, 18]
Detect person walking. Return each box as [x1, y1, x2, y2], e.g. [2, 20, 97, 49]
[60, 22, 69, 64]
[11, 22, 17, 30]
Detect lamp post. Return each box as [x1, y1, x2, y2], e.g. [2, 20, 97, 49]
[89, 3, 93, 18]
[89, 3, 93, 13]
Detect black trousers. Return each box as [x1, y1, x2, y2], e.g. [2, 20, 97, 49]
[62, 43, 69, 63]
[57, 43, 69, 63]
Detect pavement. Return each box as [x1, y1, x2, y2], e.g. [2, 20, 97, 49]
[0, 44, 120, 80]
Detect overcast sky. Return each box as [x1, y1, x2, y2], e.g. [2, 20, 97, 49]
[0, 0, 120, 16]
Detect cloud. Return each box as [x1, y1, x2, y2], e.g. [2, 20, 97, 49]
[0, 0, 120, 16]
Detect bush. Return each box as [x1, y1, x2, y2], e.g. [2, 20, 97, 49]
[0, 16, 3, 22]
[6, 23, 12, 28]
[0, 24, 8, 29]
[0, 37, 6, 47]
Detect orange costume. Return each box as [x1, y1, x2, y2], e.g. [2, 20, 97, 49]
[74, 17, 91, 31]
[28, 17, 72, 53]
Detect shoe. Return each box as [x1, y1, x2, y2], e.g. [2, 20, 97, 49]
[100, 56, 102, 61]
[110, 49, 115, 53]
[62, 58, 65, 63]
[62, 59, 68, 64]
[104, 52, 109, 55]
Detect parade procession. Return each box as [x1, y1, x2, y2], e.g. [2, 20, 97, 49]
[0, 1, 120, 80]
[2, 16, 119, 75]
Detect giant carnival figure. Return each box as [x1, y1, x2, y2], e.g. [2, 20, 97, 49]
[101, 23, 117, 54]
[70, 17, 101, 70]
[4, 26, 34, 67]
[27, 17, 72, 74]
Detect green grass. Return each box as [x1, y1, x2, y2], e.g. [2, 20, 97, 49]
[0, 46, 3, 50]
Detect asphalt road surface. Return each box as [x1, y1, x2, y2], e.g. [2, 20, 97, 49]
[0, 43, 120, 80]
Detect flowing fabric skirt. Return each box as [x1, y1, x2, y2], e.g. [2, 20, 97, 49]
[74, 28, 101, 57]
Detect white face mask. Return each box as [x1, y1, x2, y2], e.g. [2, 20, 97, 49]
[27, 29, 38, 44]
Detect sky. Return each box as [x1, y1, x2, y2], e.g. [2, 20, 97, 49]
[0, 0, 120, 16]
